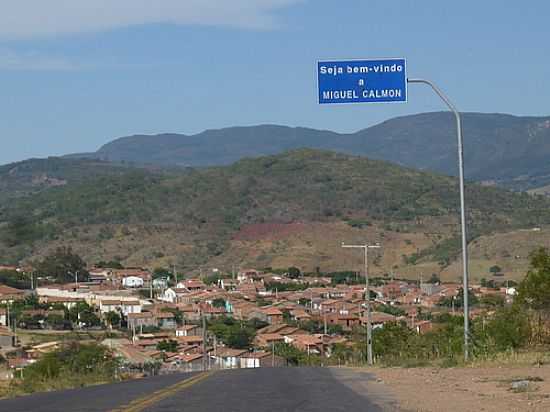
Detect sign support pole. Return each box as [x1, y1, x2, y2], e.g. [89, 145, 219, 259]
[407, 78, 470, 362]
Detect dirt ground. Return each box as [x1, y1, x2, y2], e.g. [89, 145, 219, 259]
[370, 365, 550, 412]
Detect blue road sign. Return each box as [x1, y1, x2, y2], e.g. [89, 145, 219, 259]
[318, 58, 407, 104]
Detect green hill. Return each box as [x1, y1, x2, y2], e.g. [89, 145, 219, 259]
[1, 150, 549, 272]
[0, 157, 152, 202]
[67, 112, 550, 191]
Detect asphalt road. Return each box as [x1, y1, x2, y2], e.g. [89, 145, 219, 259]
[0, 367, 395, 412]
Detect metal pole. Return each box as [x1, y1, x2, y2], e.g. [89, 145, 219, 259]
[407, 78, 470, 361]
[365, 246, 373, 366]
[342, 242, 380, 365]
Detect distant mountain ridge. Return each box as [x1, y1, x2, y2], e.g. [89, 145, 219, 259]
[67, 112, 550, 191]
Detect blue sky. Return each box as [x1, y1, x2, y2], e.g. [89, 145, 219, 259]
[1, 0, 549, 165]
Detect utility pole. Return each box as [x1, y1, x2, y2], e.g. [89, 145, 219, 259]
[342, 242, 381, 366]
[202, 310, 207, 371]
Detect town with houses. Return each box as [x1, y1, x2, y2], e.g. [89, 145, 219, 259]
[0, 262, 517, 380]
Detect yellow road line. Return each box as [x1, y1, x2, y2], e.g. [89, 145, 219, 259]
[110, 371, 214, 412]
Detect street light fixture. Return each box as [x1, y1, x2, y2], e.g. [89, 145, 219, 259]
[341, 241, 381, 365]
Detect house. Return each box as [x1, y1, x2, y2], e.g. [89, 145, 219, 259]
[245, 308, 268, 323]
[219, 279, 238, 291]
[134, 338, 163, 351]
[122, 276, 144, 288]
[0, 285, 25, 304]
[115, 344, 155, 369]
[178, 353, 204, 372]
[421, 283, 442, 296]
[176, 336, 203, 346]
[290, 309, 311, 322]
[254, 333, 285, 348]
[237, 269, 261, 283]
[156, 311, 177, 329]
[112, 268, 152, 287]
[38, 295, 83, 309]
[0, 327, 15, 348]
[99, 299, 142, 317]
[160, 288, 179, 303]
[325, 313, 361, 331]
[127, 312, 157, 331]
[175, 325, 202, 337]
[257, 324, 303, 337]
[262, 307, 283, 325]
[240, 351, 286, 368]
[153, 278, 169, 289]
[414, 320, 433, 334]
[211, 347, 247, 369]
[176, 279, 207, 292]
[284, 334, 323, 355]
[360, 312, 397, 329]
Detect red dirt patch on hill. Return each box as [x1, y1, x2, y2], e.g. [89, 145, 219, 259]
[233, 223, 307, 241]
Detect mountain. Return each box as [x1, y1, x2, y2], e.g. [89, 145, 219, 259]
[2, 149, 550, 279]
[0, 158, 137, 202]
[68, 112, 550, 191]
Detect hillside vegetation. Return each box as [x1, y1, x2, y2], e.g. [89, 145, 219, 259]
[0, 157, 153, 202]
[1, 150, 549, 275]
[69, 112, 550, 191]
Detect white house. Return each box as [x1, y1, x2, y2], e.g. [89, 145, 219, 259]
[212, 348, 247, 369]
[99, 299, 142, 316]
[122, 276, 144, 288]
[160, 288, 178, 303]
[175, 325, 202, 337]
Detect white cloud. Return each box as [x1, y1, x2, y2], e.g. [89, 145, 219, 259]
[0, 49, 77, 70]
[0, 0, 304, 39]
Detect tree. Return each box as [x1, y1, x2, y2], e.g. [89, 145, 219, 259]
[516, 248, 550, 310]
[157, 340, 178, 352]
[273, 342, 308, 366]
[104, 311, 121, 328]
[153, 267, 172, 279]
[68, 302, 100, 328]
[36, 246, 89, 284]
[287, 267, 301, 279]
[161, 307, 183, 326]
[208, 316, 257, 349]
[0, 269, 31, 289]
[212, 298, 226, 308]
[479, 307, 529, 352]
[378, 304, 406, 317]
[489, 265, 502, 275]
[95, 260, 123, 269]
[226, 328, 254, 349]
[439, 288, 479, 308]
[46, 313, 70, 330]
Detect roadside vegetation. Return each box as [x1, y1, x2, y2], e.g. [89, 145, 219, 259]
[4, 343, 118, 397]
[327, 248, 550, 368]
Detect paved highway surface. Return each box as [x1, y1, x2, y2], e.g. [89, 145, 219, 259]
[0, 367, 396, 411]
